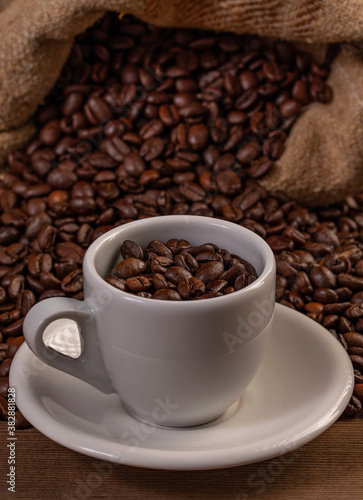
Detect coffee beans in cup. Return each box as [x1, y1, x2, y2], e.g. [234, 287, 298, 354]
[105, 239, 257, 300]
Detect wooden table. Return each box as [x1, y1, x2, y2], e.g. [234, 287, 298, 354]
[0, 417, 362, 499]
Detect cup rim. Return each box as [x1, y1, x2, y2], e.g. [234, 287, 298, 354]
[84, 215, 275, 308]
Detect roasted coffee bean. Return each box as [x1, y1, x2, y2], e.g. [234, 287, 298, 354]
[216, 170, 242, 195]
[275, 259, 297, 279]
[126, 276, 153, 293]
[27, 253, 52, 277]
[47, 168, 77, 190]
[343, 332, 363, 348]
[135, 291, 152, 298]
[344, 304, 363, 321]
[343, 395, 362, 417]
[55, 242, 84, 264]
[150, 256, 174, 274]
[221, 205, 243, 223]
[287, 290, 304, 309]
[124, 153, 146, 178]
[310, 266, 337, 289]
[235, 89, 259, 111]
[314, 288, 338, 304]
[351, 291, 363, 304]
[0, 309, 20, 326]
[220, 262, 246, 285]
[267, 236, 294, 253]
[7, 274, 25, 301]
[0, 243, 27, 265]
[165, 266, 193, 285]
[304, 241, 334, 258]
[354, 384, 363, 403]
[235, 273, 256, 290]
[39, 120, 61, 146]
[248, 157, 274, 179]
[322, 314, 339, 329]
[232, 256, 258, 278]
[113, 258, 147, 279]
[159, 105, 180, 127]
[324, 254, 349, 274]
[14, 410, 31, 429]
[279, 99, 301, 117]
[179, 102, 207, 119]
[120, 240, 143, 260]
[187, 124, 208, 151]
[356, 260, 363, 278]
[77, 224, 93, 247]
[7, 336, 24, 358]
[282, 226, 306, 245]
[0, 394, 8, 418]
[152, 289, 182, 301]
[15, 289, 35, 317]
[38, 289, 66, 301]
[144, 251, 157, 268]
[174, 253, 199, 273]
[205, 279, 229, 294]
[195, 291, 224, 300]
[179, 182, 206, 202]
[105, 275, 127, 292]
[313, 225, 340, 247]
[145, 240, 173, 259]
[0, 358, 12, 377]
[0, 344, 8, 362]
[195, 251, 222, 263]
[0, 227, 20, 245]
[339, 316, 354, 334]
[3, 318, 24, 337]
[70, 196, 96, 215]
[84, 96, 112, 124]
[0, 376, 9, 397]
[349, 347, 363, 357]
[38, 225, 57, 251]
[183, 244, 215, 256]
[337, 273, 363, 292]
[236, 142, 260, 164]
[152, 273, 169, 290]
[177, 277, 205, 299]
[53, 260, 77, 280]
[293, 250, 316, 268]
[275, 275, 286, 301]
[195, 260, 224, 285]
[323, 302, 351, 316]
[61, 269, 83, 293]
[350, 355, 363, 372]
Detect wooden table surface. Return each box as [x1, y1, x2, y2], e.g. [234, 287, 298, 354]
[0, 416, 362, 500]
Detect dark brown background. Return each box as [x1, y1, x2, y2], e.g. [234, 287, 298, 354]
[0, 417, 362, 499]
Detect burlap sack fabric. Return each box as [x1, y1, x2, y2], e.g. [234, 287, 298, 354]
[0, 0, 362, 206]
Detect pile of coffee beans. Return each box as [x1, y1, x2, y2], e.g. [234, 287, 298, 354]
[0, 13, 361, 426]
[106, 238, 257, 300]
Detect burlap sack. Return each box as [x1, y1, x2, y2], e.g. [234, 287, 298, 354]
[0, 0, 363, 206]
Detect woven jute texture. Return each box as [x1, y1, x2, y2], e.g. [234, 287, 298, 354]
[0, 0, 363, 206]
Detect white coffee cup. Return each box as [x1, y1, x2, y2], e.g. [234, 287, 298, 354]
[24, 215, 275, 427]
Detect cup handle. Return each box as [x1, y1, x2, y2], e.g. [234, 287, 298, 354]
[23, 297, 115, 394]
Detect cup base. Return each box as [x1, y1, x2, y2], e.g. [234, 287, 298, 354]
[123, 398, 242, 430]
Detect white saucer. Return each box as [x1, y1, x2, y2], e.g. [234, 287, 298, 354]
[10, 304, 354, 470]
